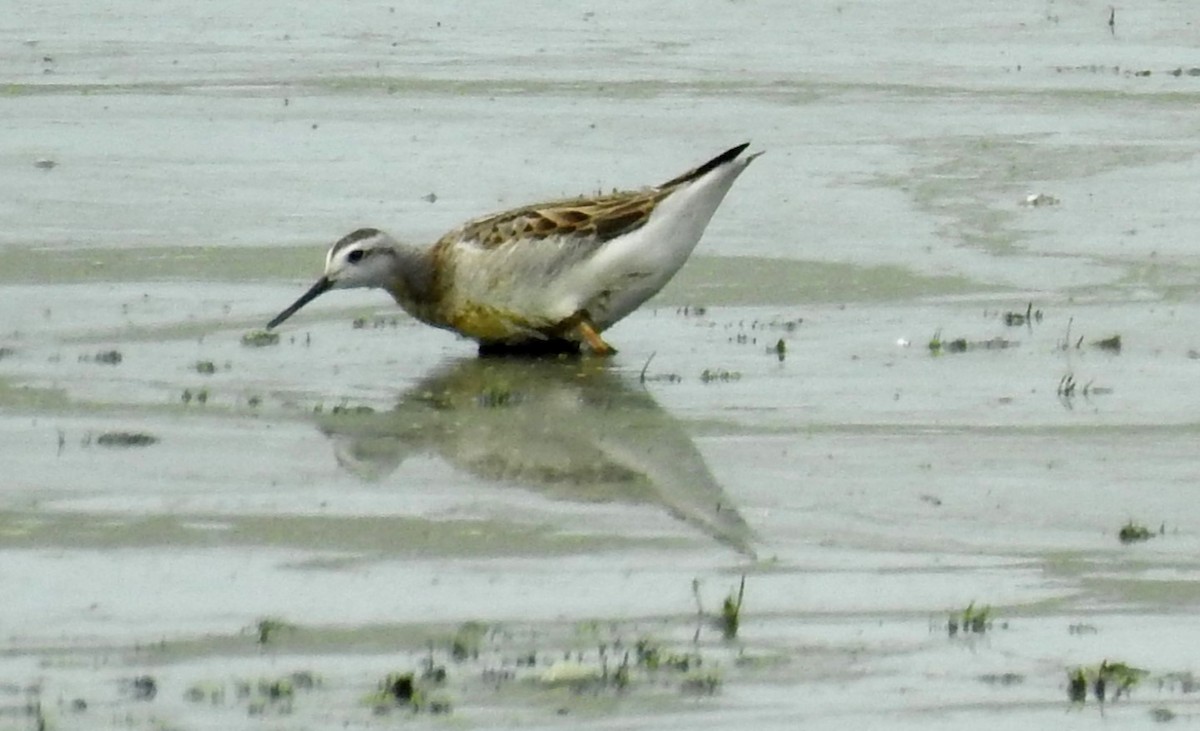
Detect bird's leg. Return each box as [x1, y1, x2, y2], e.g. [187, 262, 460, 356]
[577, 319, 616, 356]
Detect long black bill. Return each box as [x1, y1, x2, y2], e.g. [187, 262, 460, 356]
[266, 276, 333, 329]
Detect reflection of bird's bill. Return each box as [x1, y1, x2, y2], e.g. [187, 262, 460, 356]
[315, 357, 758, 557]
[267, 276, 332, 329]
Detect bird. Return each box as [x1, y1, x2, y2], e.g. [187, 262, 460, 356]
[266, 142, 761, 355]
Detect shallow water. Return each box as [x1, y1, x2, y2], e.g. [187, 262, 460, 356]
[3, 2, 1200, 729]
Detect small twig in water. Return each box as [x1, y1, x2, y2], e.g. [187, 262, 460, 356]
[639, 352, 656, 384]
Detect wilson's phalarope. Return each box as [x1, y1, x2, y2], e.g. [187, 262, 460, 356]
[267, 143, 761, 355]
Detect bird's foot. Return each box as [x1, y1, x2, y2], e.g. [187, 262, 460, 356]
[577, 320, 617, 357]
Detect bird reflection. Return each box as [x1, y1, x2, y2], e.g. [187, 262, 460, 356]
[315, 357, 756, 556]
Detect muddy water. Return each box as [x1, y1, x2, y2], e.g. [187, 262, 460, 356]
[3, 2, 1200, 729]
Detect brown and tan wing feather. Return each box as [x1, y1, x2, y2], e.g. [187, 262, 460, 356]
[435, 142, 751, 252]
[439, 188, 668, 251]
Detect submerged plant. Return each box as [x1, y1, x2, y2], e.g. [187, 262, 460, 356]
[255, 617, 293, 645]
[722, 576, 746, 640]
[1118, 520, 1154, 544]
[681, 669, 722, 695]
[365, 671, 449, 714]
[948, 602, 992, 636]
[92, 349, 123, 365]
[96, 432, 158, 448]
[1066, 660, 1149, 705]
[699, 368, 741, 383]
[450, 622, 487, 661]
[1068, 668, 1088, 703]
[928, 330, 1006, 355]
[241, 330, 280, 348]
[1002, 302, 1043, 327]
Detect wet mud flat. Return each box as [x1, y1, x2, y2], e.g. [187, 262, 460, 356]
[4, 287, 1200, 729]
[5, 1, 1200, 729]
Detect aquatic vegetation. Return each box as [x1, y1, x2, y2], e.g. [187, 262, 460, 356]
[700, 368, 741, 383]
[245, 673, 317, 716]
[255, 617, 294, 645]
[1067, 660, 1148, 704]
[241, 330, 280, 347]
[367, 671, 452, 714]
[635, 637, 662, 668]
[185, 671, 317, 716]
[380, 672, 414, 702]
[927, 329, 950, 353]
[1118, 520, 1155, 544]
[451, 621, 487, 661]
[1151, 707, 1177, 723]
[1057, 372, 1112, 405]
[689, 577, 748, 641]
[928, 330, 1016, 355]
[261, 677, 294, 700]
[329, 403, 375, 415]
[348, 316, 400, 330]
[722, 576, 746, 640]
[1093, 334, 1122, 352]
[635, 638, 702, 672]
[947, 602, 992, 636]
[680, 669, 722, 695]
[1057, 317, 1085, 351]
[128, 675, 157, 701]
[1002, 302, 1042, 327]
[184, 681, 226, 705]
[1158, 671, 1197, 694]
[477, 384, 516, 408]
[1068, 667, 1088, 703]
[978, 672, 1024, 686]
[85, 349, 123, 365]
[195, 360, 217, 374]
[421, 650, 448, 683]
[1096, 660, 1147, 702]
[1057, 373, 1077, 399]
[96, 432, 157, 447]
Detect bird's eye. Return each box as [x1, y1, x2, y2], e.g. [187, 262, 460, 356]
[346, 249, 365, 264]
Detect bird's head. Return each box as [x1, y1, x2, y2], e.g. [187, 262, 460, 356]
[266, 227, 398, 329]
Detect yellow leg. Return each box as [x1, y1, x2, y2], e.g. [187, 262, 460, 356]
[577, 320, 616, 356]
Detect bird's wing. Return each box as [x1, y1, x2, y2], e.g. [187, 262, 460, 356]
[438, 187, 667, 252]
[656, 141, 751, 188]
[437, 142, 753, 253]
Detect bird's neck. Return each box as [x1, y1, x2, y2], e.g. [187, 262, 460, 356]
[385, 243, 440, 323]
